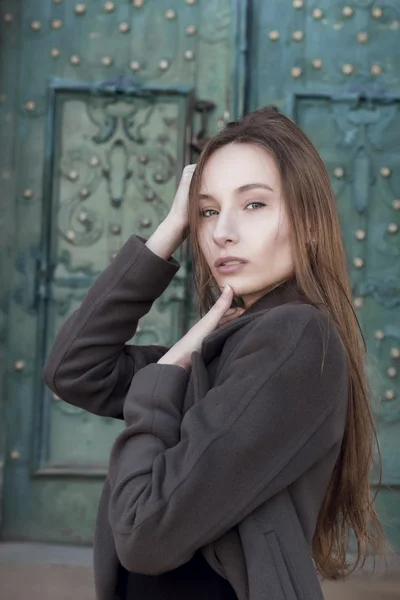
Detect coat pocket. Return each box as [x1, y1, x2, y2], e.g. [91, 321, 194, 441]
[265, 531, 298, 600]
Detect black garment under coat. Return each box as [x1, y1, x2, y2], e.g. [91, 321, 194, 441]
[42, 234, 349, 600]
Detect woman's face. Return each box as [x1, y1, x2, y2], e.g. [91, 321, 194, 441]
[197, 143, 294, 309]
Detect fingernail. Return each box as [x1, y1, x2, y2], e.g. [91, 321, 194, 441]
[222, 285, 231, 296]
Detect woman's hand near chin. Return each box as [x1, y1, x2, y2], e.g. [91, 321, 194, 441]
[158, 285, 245, 371]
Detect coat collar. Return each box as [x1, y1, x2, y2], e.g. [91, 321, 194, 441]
[200, 278, 310, 364]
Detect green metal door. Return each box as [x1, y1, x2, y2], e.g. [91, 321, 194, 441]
[1, 0, 399, 551]
[246, 0, 400, 549]
[0, 0, 246, 543]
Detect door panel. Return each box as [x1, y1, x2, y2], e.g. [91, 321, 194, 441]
[1, 0, 245, 542]
[42, 86, 191, 471]
[247, 1, 400, 549]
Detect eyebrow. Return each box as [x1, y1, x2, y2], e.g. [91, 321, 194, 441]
[199, 182, 274, 200]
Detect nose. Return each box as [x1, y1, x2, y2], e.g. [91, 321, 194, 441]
[212, 212, 239, 247]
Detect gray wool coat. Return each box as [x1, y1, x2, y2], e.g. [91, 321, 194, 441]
[43, 234, 349, 600]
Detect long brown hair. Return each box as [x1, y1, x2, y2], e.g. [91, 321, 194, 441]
[187, 106, 387, 579]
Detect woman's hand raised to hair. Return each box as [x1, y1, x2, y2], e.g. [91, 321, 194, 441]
[158, 286, 245, 371]
[145, 164, 196, 260]
[168, 163, 197, 230]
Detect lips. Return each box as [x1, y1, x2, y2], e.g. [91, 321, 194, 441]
[215, 256, 247, 268]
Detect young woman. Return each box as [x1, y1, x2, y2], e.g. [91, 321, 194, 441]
[43, 106, 385, 600]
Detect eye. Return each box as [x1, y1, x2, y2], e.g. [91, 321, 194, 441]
[201, 208, 219, 218]
[246, 201, 265, 210]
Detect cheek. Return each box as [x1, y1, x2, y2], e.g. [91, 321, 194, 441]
[252, 218, 293, 265]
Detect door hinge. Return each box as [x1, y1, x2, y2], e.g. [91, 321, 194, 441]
[191, 99, 216, 153]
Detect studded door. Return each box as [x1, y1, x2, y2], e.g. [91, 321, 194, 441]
[247, 0, 400, 549]
[0, 0, 246, 542]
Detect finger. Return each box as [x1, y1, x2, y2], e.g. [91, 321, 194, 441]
[175, 165, 195, 195]
[205, 286, 234, 328]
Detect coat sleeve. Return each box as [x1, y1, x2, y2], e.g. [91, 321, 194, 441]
[42, 235, 180, 419]
[107, 304, 349, 574]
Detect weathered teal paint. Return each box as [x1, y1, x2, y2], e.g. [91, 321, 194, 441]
[0, 0, 399, 550]
[0, 0, 246, 543]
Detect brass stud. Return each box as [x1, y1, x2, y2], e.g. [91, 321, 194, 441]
[312, 8, 323, 19]
[165, 9, 176, 19]
[10, 450, 20, 460]
[132, 0, 144, 6]
[342, 63, 354, 75]
[119, 22, 130, 33]
[104, 2, 115, 12]
[158, 59, 170, 71]
[391, 347, 400, 359]
[14, 360, 25, 371]
[0, 93, 5, 102]
[334, 167, 344, 178]
[387, 367, 397, 378]
[269, 30, 280, 41]
[130, 60, 141, 72]
[375, 330, 385, 340]
[53, 0, 62, 4]
[129, 60, 140, 72]
[353, 257, 364, 269]
[354, 297, 363, 309]
[139, 155, 148, 164]
[292, 0, 304, 7]
[371, 64, 383, 76]
[70, 55, 80, 65]
[146, 190, 155, 201]
[186, 25, 197, 35]
[380, 167, 391, 177]
[80, 187, 90, 198]
[23, 189, 34, 199]
[89, 156, 100, 167]
[30, 21, 42, 31]
[66, 230, 76, 241]
[68, 170, 79, 181]
[75, 3, 87, 15]
[291, 67, 302, 78]
[355, 229, 366, 240]
[101, 56, 113, 66]
[24, 101, 36, 111]
[292, 30, 304, 41]
[4, 13, 14, 23]
[342, 6, 354, 17]
[79, 211, 88, 223]
[110, 223, 121, 235]
[140, 218, 151, 227]
[184, 50, 194, 61]
[186, 0, 196, 4]
[388, 223, 399, 234]
[372, 7, 383, 18]
[357, 32, 368, 44]
[384, 390, 395, 401]
[52, 19, 63, 29]
[312, 59, 323, 69]
[393, 200, 400, 210]
[51, 48, 61, 58]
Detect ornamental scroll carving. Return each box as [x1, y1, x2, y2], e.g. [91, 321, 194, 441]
[57, 96, 176, 248]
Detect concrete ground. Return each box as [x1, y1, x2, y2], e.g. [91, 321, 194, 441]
[1, 542, 400, 599]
